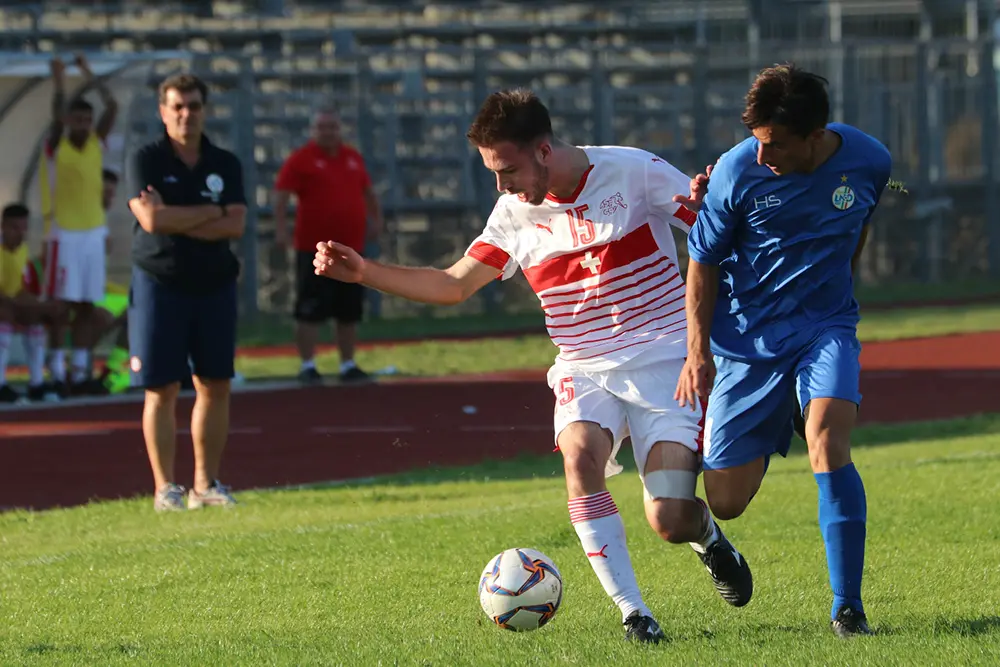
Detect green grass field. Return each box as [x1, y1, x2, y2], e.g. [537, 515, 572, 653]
[235, 301, 1000, 380]
[3, 415, 999, 665]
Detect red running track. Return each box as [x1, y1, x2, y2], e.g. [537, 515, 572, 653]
[1, 332, 998, 511]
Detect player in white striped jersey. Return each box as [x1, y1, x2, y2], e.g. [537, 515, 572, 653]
[313, 89, 752, 642]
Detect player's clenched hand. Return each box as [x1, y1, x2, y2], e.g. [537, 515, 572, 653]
[675, 353, 716, 409]
[314, 241, 365, 283]
[672, 163, 714, 213]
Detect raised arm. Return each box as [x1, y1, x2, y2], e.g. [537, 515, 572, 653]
[47, 58, 67, 152]
[314, 243, 500, 306]
[75, 54, 118, 141]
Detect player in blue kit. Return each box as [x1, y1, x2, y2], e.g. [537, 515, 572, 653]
[674, 64, 891, 638]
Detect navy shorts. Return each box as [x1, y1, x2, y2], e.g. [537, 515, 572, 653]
[128, 267, 237, 389]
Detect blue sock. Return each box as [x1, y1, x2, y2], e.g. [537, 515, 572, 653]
[815, 462, 867, 619]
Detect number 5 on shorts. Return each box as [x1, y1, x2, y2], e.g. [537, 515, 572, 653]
[557, 377, 575, 406]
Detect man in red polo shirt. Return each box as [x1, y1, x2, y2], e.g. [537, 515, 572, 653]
[274, 107, 383, 384]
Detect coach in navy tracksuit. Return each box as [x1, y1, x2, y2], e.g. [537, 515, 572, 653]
[128, 73, 247, 512]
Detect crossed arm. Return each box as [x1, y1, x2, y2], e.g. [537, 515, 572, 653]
[129, 191, 247, 240]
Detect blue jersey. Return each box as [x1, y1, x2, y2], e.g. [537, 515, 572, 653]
[688, 123, 892, 362]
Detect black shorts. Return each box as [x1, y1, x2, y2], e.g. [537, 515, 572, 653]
[294, 251, 364, 324]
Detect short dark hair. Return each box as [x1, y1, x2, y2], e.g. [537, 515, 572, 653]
[68, 98, 93, 114]
[158, 73, 209, 104]
[466, 89, 553, 148]
[1, 203, 28, 223]
[102, 169, 119, 183]
[742, 63, 830, 138]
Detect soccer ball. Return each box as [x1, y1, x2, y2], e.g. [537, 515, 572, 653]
[478, 548, 563, 631]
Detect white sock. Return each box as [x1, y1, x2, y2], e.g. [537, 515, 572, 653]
[0, 324, 11, 385]
[569, 491, 651, 621]
[49, 349, 67, 382]
[24, 325, 47, 387]
[71, 348, 89, 383]
[301, 358, 316, 371]
[689, 498, 720, 554]
[340, 359, 357, 373]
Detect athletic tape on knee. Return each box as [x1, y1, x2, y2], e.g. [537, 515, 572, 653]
[642, 469, 698, 501]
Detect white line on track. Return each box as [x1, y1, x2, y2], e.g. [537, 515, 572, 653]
[310, 426, 418, 434]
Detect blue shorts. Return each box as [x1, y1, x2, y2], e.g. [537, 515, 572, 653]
[128, 267, 237, 389]
[702, 326, 862, 471]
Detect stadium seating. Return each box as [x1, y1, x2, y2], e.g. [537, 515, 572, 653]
[0, 0, 997, 317]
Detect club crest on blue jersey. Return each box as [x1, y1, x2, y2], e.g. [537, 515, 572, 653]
[831, 175, 855, 211]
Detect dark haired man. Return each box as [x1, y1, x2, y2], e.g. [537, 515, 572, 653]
[40, 53, 118, 395]
[129, 73, 246, 512]
[0, 204, 61, 403]
[315, 88, 753, 643]
[675, 63, 892, 637]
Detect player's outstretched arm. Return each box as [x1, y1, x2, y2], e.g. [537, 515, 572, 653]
[314, 241, 498, 306]
[675, 258, 720, 408]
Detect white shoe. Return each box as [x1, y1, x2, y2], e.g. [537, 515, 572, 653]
[188, 480, 237, 509]
[154, 483, 187, 512]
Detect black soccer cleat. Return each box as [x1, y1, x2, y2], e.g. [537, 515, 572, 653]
[0, 384, 20, 403]
[623, 611, 666, 644]
[831, 605, 873, 638]
[696, 523, 754, 607]
[339, 366, 370, 383]
[297, 367, 323, 385]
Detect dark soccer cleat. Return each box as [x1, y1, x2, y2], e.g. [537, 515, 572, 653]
[696, 523, 754, 607]
[623, 611, 666, 644]
[340, 366, 370, 383]
[831, 605, 873, 638]
[297, 367, 323, 385]
[0, 384, 20, 403]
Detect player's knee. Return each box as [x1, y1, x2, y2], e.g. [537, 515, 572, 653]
[703, 478, 752, 520]
[145, 382, 181, 407]
[805, 427, 852, 472]
[645, 498, 703, 544]
[558, 422, 611, 481]
[642, 467, 702, 542]
[192, 376, 231, 401]
[705, 495, 749, 522]
[803, 400, 855, 472]
[14, 306, 42, 326]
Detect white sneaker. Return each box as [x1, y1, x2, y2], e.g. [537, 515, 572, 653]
[154, 483, 187, 512]
[188, 480, 237, 509]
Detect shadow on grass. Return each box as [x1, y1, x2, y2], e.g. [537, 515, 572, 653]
[289, 413, 1000, 492]
[933, 616, 1000, 637]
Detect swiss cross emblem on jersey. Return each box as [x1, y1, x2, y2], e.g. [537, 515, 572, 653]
[580, 250, 602, 275]
[600, 192, 628, 216]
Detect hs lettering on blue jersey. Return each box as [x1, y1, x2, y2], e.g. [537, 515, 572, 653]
[688, 123, 892, 362]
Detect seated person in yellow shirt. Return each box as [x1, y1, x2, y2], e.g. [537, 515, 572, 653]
[0, 204, 63, 403]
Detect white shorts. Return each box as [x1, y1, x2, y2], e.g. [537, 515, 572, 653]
[46, 227, 107, 303]
[548, 358, 706, 479]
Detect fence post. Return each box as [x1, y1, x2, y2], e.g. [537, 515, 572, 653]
[982, 29, 1000, 278]
[237, 56, 259, 320]
[590, 57, 611, 145]
[470, 50, 500, 314]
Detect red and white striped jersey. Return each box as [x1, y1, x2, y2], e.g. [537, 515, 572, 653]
[466, 146, 696, 372]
